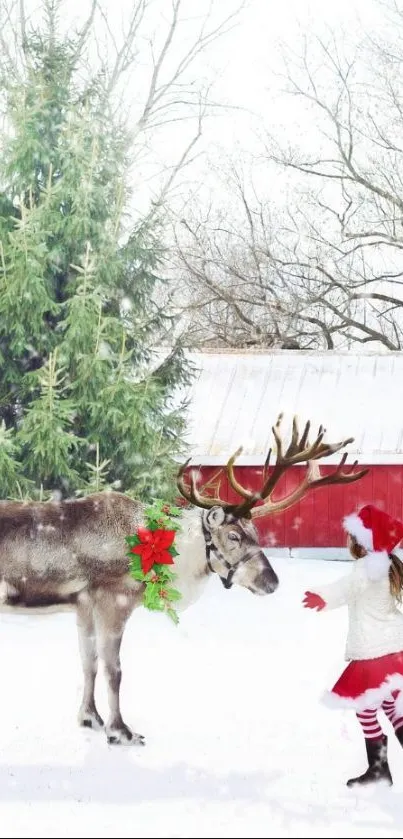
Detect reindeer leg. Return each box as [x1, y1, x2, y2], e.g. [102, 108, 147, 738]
[76, 593, 104, 731]
[95, 589, 145, 746]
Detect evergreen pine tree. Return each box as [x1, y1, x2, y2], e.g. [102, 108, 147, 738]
[0, 6, 192, 502]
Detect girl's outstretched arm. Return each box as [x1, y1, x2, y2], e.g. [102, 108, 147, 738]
[302, 572, 352, 611]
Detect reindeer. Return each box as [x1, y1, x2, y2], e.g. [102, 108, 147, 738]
[0, 415, 367, 745]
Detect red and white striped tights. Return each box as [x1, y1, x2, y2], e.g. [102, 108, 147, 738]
[357, 694, 403, 739]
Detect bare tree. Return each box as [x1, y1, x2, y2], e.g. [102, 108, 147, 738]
[168, 1, 403, 351]
[0, 0, 244, 216]
[262, 1, 403, 350]
[167, 160, 357, 350]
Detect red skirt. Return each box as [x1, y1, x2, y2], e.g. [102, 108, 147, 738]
[323, 652, 403, 711]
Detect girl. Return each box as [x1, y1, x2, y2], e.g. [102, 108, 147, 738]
[303, 503, 403, 788]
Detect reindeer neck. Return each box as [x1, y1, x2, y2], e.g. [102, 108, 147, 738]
[173, 507, 211, 611]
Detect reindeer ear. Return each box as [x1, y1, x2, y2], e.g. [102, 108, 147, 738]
[203, 506, 227, 532]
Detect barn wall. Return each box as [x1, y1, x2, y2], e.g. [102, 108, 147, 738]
[184, 464, 403, 548]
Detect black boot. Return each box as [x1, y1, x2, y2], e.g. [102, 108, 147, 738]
[347, 735, 393, 788]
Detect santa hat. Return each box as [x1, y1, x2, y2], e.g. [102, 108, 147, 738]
[343, 504, 403, 581]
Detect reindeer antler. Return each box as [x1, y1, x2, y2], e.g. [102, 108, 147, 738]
[176, 459, 233, 510]
[176, 450, 260, 513]
[249, 414, 368, 519]
[176, 413, 369, 518]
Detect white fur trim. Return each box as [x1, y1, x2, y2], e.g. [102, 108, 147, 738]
[322, 673, 403, 711]
[364, 551, 391, 581]
[343, 513, 374, 550]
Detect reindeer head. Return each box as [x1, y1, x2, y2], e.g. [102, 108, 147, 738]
[177, 413, 369, 596]
[199, 505, 279, 594]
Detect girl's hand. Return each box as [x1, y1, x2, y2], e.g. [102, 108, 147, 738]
[302, 591, 326, 611]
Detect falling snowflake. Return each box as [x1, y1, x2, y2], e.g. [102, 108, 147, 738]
[116, 594, 129, 607]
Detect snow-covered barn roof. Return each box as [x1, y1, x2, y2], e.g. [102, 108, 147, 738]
[178, 349, 403, 465]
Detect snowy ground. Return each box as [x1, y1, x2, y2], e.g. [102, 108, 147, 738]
[2, 557, 403, 838]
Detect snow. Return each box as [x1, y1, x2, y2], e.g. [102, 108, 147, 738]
[177, 350, 403, 465]
[2, 558, 403, 838]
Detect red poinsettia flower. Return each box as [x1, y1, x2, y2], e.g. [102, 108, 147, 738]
[131, 527, 176, 574]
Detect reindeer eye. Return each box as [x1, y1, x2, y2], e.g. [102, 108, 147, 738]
[228, 531, 241, 542]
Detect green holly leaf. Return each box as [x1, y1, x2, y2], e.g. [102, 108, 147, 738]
[143, 586, 160, 610]
[166, 587, 182, 602]
[154, 563, 176, 577]
[129, 568, 146, 582]
[149, 601, 164, 613]
[128, 554, 143, 573]
[153, 562, 164, 573]
[168, 504, 182, 517]
[126, 533, 141, 547]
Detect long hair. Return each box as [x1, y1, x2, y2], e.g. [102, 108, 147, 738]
[389, 553, 403, 603]
[348, 535, 366, 560]
[348, 535, 403, 602]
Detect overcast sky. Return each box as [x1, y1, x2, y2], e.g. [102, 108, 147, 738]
[17, 0, 388, 212]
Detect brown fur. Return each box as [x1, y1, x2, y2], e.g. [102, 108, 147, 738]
[0, 490, 278, 745]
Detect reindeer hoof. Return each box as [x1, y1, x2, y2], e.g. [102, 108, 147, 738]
[78, 710, 104, 731]
[106, 725, 146, 746]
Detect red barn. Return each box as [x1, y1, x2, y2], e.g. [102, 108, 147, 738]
[178, 349, 403, 557]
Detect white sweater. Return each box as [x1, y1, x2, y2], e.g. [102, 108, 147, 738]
[314, 558, 403, 661]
